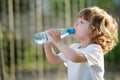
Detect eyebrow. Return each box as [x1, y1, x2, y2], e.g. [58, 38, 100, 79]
[77, 19, 84, 22]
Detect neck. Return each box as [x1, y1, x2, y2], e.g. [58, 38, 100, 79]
[80, 38, 94, 48]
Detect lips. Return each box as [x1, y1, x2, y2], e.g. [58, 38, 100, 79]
[74, 28, 76, 34]
[73, 29, 76, 34]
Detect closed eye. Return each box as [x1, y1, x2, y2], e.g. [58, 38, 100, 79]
[80, 21, 84, 24]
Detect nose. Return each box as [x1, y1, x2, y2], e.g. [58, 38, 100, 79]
[73, 24, 76, 29]
[74, 22, 77, 28]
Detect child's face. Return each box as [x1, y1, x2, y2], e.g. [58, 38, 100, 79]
[73, 18, 90, 41]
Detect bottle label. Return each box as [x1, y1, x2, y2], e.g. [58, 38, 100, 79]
[45, 32, 52, 43]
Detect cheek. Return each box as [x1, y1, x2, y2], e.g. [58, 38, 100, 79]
[80, 27, 89, 35]
[77, 27, 90, 38]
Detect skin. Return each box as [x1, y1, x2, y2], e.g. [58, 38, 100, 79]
[44, 18, 94, 64]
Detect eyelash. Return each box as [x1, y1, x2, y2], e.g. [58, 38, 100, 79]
[80, 21, 84, 23]
[75, 20, 84, 26]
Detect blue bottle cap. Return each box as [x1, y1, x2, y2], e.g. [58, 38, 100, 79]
[67, 28, 75, 34]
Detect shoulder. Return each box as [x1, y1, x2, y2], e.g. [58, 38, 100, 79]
[86, 44, 103, 52]
[82, 44, 104, 67]
[83, 44, 104, 58]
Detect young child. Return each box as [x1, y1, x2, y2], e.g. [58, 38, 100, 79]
[44, 6, 118, 80]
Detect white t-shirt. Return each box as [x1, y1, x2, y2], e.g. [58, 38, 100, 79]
[58, 43, 104, 80]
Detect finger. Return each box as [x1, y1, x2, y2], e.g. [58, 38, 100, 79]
[44, 42, 53, 46]
[47, 29, 60, 38]
[51, 29, 57, 36]
[52, 29, 60, 36]
[56, 29, 60, 34]
[51, 29, 56, 37]
[47, 30, 53, 37]
[48, 29, 56, 37]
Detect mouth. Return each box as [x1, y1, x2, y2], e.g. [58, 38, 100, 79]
[73, 28, 76, 34]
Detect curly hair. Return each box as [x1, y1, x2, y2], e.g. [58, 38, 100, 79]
[77, 6, 118, 54]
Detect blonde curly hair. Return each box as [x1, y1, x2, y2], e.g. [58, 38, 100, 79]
[77, 7, 118, 54]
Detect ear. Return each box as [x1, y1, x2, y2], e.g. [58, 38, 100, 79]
[89, 26, 97, 39]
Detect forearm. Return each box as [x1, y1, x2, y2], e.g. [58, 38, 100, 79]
[44, 45, 63, 64]
[54, 41, 86, 62]
[46, 29, 87, 62]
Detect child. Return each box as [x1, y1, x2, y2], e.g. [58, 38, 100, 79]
[44, 6, 118, 80]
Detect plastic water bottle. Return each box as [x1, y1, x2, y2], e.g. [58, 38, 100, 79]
[34, 27, 75, 45]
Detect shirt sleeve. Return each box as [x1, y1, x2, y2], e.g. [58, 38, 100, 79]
[58, 53, 68, 67]
[58, 53, 68, 63]
[81, 45, 104, 66]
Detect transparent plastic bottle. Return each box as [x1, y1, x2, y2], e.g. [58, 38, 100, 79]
[34, 27, 75, 45]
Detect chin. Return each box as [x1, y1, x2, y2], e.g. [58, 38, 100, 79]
[73, 33, 85, 40]
[73, 34, 77, 39]
[73, 35, 80, 40]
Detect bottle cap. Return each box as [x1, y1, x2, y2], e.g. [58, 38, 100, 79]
[67, 28, 75, 34]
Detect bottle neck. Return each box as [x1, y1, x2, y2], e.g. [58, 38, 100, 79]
[66, 27, 75, 35]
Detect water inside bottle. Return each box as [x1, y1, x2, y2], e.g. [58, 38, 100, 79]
[60, 29, 69, 38]
[34, 28, 72, 45]
[34, 33, 45, 45]
[34, 39, 44, 45]
[34, 32, 52, 45]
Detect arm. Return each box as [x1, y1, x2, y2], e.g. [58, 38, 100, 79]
[55, 41, 87, 62]
[44, 42, 64, 64]
[48, 29, 87, 63]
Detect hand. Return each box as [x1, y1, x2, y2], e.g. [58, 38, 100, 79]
[47, 29, 62, 44]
